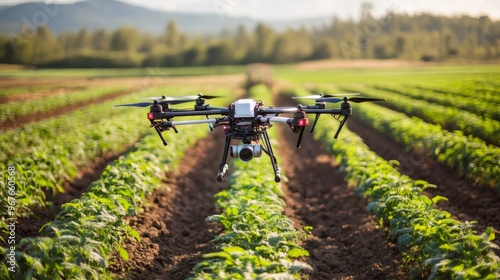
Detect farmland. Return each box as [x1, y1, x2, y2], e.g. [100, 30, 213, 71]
[1, 62, 499, 279]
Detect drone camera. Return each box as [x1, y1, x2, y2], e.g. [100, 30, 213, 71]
[230, 144, 262, 162]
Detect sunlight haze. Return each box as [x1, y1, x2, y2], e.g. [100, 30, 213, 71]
[2, 0, 499, 20]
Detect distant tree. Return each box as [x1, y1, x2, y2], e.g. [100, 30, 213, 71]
[32, 25, 59, 64]
[254, 23, 276, 62]
[182, 46, 204, 66]
[110, 26, 140, 52]
[91, 29, 110, 51]
[205, 40, 235, 65]
[272, 31, 297, 63]
[74, 28, 91, 50]
[163, 21, 183, 52]
[57, 32, 75, 57]
[312, 37, 336, 59]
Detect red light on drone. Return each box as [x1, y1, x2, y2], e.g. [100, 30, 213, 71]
[297, 118, 309, 127]
[147, 112, 154, 120]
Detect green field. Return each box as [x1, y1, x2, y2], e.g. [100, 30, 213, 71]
[1, 62, 499, 279]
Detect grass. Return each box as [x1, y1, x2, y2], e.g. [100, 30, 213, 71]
[274, 64, 500, 84]
[0, 65, 245, 78]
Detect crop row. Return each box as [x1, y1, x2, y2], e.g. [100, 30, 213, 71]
[334, 84, 500, 146]
[411, 80, 500, 105]
[285, 88, 500, 279]
[0, 85, 199, 161]
[0, 94, 150, 225]
[0, 85, 130, 123]
[189, 84, 312, 279]
[308, 84, 499, 187]
[348, 101, 500, 189]
[0, 120, 209, 279]
[0, 84, 84, 100]
[371, 83, 500, 121]
[0, 86, 212, 239]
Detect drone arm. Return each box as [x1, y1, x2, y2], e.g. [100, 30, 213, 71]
[302, 108, 342, 114]
[161, 119, 218, 127]
[256, 116, 292, 125]
[154, 109, 230, 119]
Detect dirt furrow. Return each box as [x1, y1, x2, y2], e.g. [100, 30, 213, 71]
[109, 129, 227, 279]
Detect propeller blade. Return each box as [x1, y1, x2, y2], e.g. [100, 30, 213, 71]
[293, 93, 360, 100]
[113, 102, 153, 108]
[143, 95, 168, 100]
[323, 93, 360, 97]
[318, 96, 386, 103]
[348, 97, 386, 103]
[317, 97, 344, 103]
[293, 95, 323, 99]
[144, 93, 222, 101]
[196, 94, 222, 99]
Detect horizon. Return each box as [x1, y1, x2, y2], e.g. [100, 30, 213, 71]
[1, 0, 499, 21]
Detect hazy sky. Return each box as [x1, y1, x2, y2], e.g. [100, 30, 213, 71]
[2, 0, 499, 20]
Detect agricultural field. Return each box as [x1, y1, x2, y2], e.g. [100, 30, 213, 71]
[0, 62, 499, 279]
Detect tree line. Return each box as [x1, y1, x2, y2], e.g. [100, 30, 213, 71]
[0, 12, 499, 68]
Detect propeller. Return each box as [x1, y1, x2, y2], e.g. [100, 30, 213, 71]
[293, 92, 360, 99]
[143, 93, 221, 100]
[318, 96, 386, 103]
[114, 93, 223, 108]
[113, 99, 198, 108]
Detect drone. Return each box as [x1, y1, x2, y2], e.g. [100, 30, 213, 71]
[114, 93, 384, 182]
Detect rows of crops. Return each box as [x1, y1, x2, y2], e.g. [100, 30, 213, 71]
[0, 85, 214, 233]
[1, 65, 499, 279]
[0, 78, 233, 278]
[286, 84, 500, 278]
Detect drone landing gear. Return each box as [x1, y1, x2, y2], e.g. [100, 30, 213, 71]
[215, 132, 281, 183]
[262, 130, 281, 183]
[216, 135, 232, 182]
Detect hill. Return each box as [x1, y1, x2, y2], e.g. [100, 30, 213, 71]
[0, 0, 331, 35]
